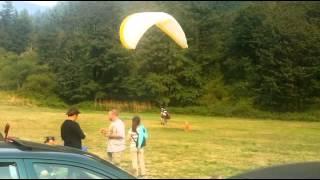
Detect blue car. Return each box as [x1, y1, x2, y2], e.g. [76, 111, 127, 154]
[0, 138, 135, 179]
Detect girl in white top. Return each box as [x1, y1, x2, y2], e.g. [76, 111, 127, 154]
[128, 116, 147, 178]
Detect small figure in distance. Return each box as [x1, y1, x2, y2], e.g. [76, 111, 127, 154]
[160, 107, 170, 126]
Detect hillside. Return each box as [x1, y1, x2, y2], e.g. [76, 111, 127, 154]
[0, 1, 319, 118]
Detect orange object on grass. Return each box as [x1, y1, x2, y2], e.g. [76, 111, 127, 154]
[184, 121, 191, 132]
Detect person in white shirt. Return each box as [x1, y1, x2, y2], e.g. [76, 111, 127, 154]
[128, 116, 148, 178]
[100, 109, 125, 166]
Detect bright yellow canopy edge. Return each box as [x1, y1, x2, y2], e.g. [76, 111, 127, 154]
[120, 12, 188, 49]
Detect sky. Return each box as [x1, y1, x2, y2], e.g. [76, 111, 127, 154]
[26, 1, 58, 7]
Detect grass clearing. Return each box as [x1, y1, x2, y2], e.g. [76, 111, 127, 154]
[0, 105, 320, 178]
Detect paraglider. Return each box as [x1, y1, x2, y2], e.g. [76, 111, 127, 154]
[119, 12, 188, 49]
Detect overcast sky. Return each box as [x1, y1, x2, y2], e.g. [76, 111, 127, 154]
[26, 1, 58, 7]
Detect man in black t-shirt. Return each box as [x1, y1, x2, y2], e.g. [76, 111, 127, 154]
[61, 107, 86, 149]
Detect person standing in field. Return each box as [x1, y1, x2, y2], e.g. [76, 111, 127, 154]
[61, 107, 86, 149]
[100, 109, 126, 166]
[128, 116, 148, 178]
[160, 107, 170, 126]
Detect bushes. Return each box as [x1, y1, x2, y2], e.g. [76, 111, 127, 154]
[16, 89, 67, 108]
[76, 100, 155, 112]
[0, 90, 66, 108]
[170, 106, 211, 115]
[21, 73, 57, 96]
[1, 88, 318, 121]
[199, 75, 231, 106]
[0, 49, 67, 108]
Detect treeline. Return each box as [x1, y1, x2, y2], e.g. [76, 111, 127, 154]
[0, 1, 319, 113]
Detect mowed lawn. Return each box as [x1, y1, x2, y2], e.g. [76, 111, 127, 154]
[0, 105, 320, 178]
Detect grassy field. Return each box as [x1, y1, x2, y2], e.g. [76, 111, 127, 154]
[0, 105, 320, 178]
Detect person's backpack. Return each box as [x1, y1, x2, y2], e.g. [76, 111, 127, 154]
[136, 126, 148, 149]
[165, 112, 171, 119]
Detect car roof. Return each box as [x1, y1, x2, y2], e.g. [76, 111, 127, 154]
[0, 139, 96, 158]
[0, 138, 105, 164]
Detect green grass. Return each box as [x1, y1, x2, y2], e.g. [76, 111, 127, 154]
[1, 105, 320, 178]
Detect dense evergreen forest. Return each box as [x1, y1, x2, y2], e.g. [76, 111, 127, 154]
[0, 1, 319, 115]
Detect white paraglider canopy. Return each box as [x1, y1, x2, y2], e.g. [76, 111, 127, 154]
[120, 12, 188, 49]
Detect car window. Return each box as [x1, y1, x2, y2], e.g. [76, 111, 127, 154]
[0, 162, 19, 179]
[33, 163, 108, 179]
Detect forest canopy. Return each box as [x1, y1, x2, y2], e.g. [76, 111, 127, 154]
[0, 1, 319, 113]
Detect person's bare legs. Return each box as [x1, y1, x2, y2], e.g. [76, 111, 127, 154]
[113, 152, 122, 167]
[131, 150, 139, 177]
[108, 152, 113, 162]
[138, 149, 146, 177]
[108, 152, 122, 167]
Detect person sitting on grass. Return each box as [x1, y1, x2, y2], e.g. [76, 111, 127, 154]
[44, 136, 56, 145]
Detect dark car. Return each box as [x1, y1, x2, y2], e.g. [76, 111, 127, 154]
[230, 162, 320, 179]
[0, 138, 135, 179]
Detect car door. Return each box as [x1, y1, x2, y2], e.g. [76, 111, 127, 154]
[0, 159, 27, 179]
[24, 159, 113, 179]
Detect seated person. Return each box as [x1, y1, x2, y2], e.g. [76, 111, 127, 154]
[44, 136, 56, 145]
